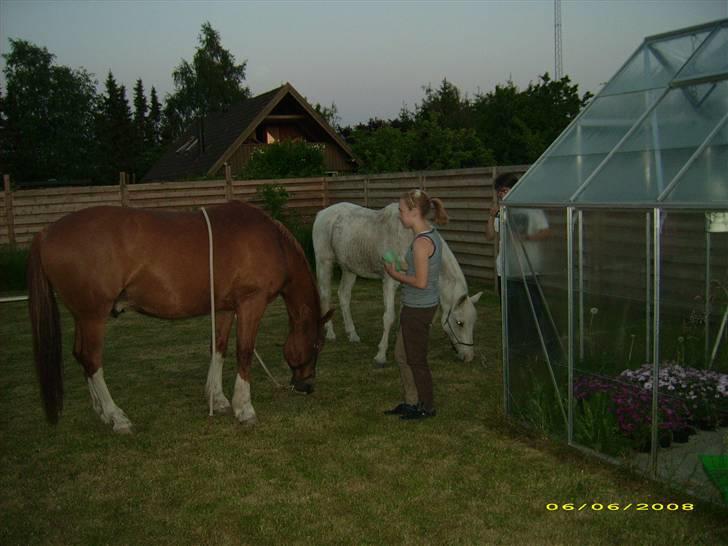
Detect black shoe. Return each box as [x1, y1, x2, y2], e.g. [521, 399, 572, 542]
[400, 406, 436, 420]
[384, 403, 417, 415]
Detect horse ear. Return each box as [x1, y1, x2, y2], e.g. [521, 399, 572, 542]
[456, 294, 468, 307]
[321, 308, 335, 324]
[470, 291, 483, 304]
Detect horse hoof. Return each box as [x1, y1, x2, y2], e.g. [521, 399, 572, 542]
[373, 355, 387, 365]
[239, 415, 258, 427]
[213, 399, 232, 414]
[113, 424, 133, 434]
[326, 332, 336, 341]
[348, 333, 361, 343]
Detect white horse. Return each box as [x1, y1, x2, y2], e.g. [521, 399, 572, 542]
[313, 202, 482, 364]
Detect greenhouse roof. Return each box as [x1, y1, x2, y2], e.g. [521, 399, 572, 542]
[506, 18, 728, 209]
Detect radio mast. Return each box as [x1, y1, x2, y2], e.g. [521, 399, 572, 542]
[554, 0, 563, 79]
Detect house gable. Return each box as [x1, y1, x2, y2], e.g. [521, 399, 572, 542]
[143, 83, 356, 182]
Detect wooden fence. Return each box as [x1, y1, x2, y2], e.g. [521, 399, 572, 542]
[2, 166, 530, 287]
[3, 168, 726, 302]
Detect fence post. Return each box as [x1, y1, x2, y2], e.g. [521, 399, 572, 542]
[364, 177, 369, 208]
[224, 163, 233, 201]
[322, 176, 329, 208]
[3, 174, 16, 248]
[120, 172, 129, 207]
[420, 173, 426, 191]
[491, 166, 499, 293]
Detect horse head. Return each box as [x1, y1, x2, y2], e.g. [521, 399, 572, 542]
[441, 292, 482, 362]
[284, 305, 335, 394]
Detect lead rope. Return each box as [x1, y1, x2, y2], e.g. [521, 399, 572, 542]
[200, 207, 217, 416]
[200, 208, 283, 411]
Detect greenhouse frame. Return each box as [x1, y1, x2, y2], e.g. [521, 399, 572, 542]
[501, 19, 728, 502]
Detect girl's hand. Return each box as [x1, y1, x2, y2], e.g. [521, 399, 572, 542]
[383, 262, 398, 279]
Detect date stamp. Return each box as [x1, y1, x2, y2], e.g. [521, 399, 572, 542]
[546, 502, 694, 512]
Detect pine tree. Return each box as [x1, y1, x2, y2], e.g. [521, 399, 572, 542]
[132, 79, 148, 179]
[96, 71, 134, 182]
[148, 86, 161, 146]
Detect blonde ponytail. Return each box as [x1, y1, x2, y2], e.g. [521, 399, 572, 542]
[401, 189, 449, 225]
[430, 197, 449, 225]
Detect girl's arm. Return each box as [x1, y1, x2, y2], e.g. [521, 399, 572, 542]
[384, 237, 432, 289]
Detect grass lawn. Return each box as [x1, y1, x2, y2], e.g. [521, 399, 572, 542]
[1, 279, 727, 545]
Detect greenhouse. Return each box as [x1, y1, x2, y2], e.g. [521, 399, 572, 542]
[501, 18, 728, 502]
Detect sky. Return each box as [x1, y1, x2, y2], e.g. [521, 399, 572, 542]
[1, 0, 726, 126]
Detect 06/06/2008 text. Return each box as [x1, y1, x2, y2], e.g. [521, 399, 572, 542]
[546, 502, 694, 512]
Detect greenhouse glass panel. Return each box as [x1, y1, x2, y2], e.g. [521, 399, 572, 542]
[506, 90, 662, 205]
[504, 208, 568, 438]
[576, 82, 728, 204]
[650, 212, 728, 499]
[675, 25, 728, 82]
[572, 210, 652, 459]
[601, 31, 711, 97]
[663, 108, 728, 205]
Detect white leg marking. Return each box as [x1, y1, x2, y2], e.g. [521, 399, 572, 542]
[232, 374, 257, 426]
[87, 369, 132, 434]
[205, 352, 231, 414]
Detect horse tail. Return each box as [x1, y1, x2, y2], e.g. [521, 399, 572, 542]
[27, 233, 64, 424]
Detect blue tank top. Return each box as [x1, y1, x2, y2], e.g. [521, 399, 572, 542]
[401, 228, 442, 308]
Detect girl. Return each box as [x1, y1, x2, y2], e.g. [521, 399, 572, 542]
[383, 189, 448, 420]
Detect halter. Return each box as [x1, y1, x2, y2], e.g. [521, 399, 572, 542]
[444, 301, 474, 348]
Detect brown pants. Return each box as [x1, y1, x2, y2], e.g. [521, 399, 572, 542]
[394, 305, 438, 411]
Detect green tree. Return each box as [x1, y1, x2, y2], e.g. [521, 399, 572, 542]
[472, 81, 528, 164]
[349, 124, 413, 174]
[313, 101, 341, 131]
[148, 86, 162, 146]
[2, 39, 98, 182]
[240, 141, 326, 180]
[132, 79, 148, 179]
[473, 73, 592, 164]
[163, 21, 250, 142]
[409, 113, 493, 170]
[96, 72, 134, 183]
[416, 79, 473, 131]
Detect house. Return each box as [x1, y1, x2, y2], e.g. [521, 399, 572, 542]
[142, 83, 357, 181]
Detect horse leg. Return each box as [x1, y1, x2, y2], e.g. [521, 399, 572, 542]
[338, 268, 360, 342]
[316, 255, 336, 341]
[374, 277, 398, 364]
[232, 296, 268, 426]
[205, 311, 234, 414]
[73, 318, 132, 433]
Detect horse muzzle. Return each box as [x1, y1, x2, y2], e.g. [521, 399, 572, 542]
[451, 341, 474, 363]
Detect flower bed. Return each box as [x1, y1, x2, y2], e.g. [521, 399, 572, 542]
[619, 364, 728, 430]
[573, 373, 691, 452]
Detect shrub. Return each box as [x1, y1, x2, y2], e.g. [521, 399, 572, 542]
[240, 141, 326, 180]
[0, 246, 29, 292]
[254, 184, 315, 269]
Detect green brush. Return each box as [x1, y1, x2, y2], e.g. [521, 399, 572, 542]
[701, 455, 728, 504]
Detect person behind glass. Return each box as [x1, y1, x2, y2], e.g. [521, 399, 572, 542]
[383, 189, 448, 420]
[486, 172, 553, 354]
[485, 173, 550, 297]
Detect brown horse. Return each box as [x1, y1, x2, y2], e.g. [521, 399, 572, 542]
[27, 200, 332, 433]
